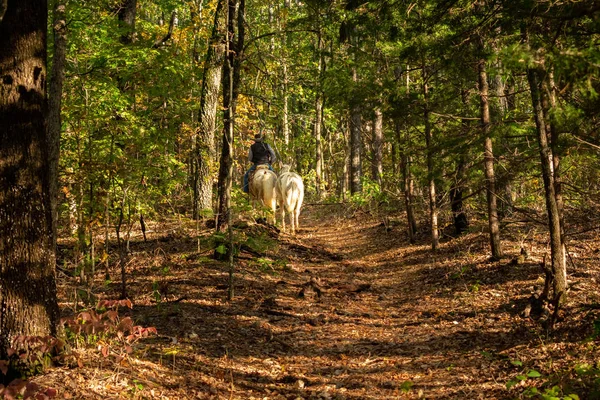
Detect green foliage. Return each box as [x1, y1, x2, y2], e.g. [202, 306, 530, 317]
[254, 257, 276, 275]
[592, 319, 600, 339]
[505, 359, 600, 399]
[0, 336, 66, 382]
[347, 177, 389, 211]
[399, 380, 414, 393]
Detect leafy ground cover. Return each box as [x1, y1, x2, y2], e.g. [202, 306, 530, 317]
[28, 205, 600, 399]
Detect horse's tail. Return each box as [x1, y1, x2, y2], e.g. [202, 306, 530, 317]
[285, 179, 302, 212]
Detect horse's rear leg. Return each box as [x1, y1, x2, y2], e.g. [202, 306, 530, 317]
[280, 207, 286, 232]
[293, 208, 300, 233]
[270, 198, 277, 225]
[290, 211, 296, 234]
[294, 193, 303, 232]
[288, 204, 296, 234]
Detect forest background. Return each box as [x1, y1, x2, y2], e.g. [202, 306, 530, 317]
[49, 0, 599, 311]
[1, 0, 600, 398]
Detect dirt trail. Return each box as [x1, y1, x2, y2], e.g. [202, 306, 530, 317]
[40, 205, 599, 399]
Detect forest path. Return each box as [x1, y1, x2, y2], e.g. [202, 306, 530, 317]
[261, 206, 513, 399]
[44, 205, 590, 399]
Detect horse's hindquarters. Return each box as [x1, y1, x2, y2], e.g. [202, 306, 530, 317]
[276, 172, 304, 234]
[249, 168, 277, 223]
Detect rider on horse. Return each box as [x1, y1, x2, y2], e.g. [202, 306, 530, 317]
[243, 133, 276, 193]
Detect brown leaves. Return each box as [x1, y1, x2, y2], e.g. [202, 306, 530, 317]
[40, 207, 600, 398]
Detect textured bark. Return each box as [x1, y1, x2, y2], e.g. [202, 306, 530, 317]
[371, 106, 383, 187]
[118, 0, 137, 44]
[543, 71, 566, 272]
[216, 0, 244, 232]
[479, 57, 503, 260]
[0, 0, 59, 358]
[48, 0, 67, 247]
[349, 68, 362, 194]
[193, 0, 225, 219]
[528, 66, 567, 307]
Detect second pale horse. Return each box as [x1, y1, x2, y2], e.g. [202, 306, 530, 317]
[275, 165, 304, 234]
[249, 164, 278, 224]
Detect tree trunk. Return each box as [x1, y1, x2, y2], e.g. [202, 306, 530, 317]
[314, 95, 324, 197]
[543, 70, 567, 274]
[0, 0, 60, 358]
[342, 121, 350, 200]
[282, 62, 290, 146]
[478, 57, 503, 260]
[528, 66, 567, 307]
[314, 32, 325, 198]
[118, 0, 137, 44]
[350, 67, 362, 194]
[216, 0, 244, 232]
[193, 0, 225, 219]
[493, 55, 515, 216]
[396, 120, 417, 243]
[48, 0, 67, 247]
[422, 66, 438, 250]
[450, 155, 468, 235]
[371, 106, 383, 188]
[450, 89, 470, 235]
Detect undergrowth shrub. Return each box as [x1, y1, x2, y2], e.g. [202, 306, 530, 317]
[61, 299, 157, 362]
[0, 299, 157, 399]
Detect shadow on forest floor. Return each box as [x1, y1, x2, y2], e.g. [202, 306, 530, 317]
[39, 205, 600, 399]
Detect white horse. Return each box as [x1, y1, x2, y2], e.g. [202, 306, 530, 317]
[275, 165, 304, 234]
[249, 164, 278, 224]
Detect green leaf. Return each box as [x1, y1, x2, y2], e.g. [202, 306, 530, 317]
[527, 370, 542, 378]
[216, 244, 227, 255]
[574, 363, 592, 375]
[506, 380, 516, 389]
[511, 360, 523, 367]
[540, 396, 560, 400]
[399, 380, 413, 393]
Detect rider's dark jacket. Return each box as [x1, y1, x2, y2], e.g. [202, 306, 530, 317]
[249, 140, 275, 165]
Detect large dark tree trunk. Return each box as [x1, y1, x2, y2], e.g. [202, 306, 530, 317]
[216, 0, 244, 232]
[478, 56, 503, 260]
[193, 0, 225, 219]
[48, 0, 67, 247]
[0, 0, 60, 359]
